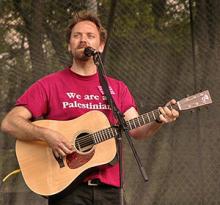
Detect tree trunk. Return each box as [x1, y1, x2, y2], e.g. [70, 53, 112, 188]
[86, 0, 98, 14]
[13, 0, 47, 82]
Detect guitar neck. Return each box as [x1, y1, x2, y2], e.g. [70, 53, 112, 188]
[81, 90, 212, 149]
[125, 104, 179, 131]
[91, 104, 179, 146]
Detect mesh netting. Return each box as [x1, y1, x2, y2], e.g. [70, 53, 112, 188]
[1, 0, 220, 205]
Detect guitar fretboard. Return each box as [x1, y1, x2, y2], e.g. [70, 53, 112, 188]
[92, 127, 118, 144]
[76, 104, 178, 150]
[126, 109, 160, 130]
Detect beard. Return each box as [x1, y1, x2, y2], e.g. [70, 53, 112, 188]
[74, 49, 90, 61]
[73, 43, 91, 61]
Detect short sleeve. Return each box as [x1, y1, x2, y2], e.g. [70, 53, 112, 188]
[120, 82, 137, 113]
[16, 81, 48, 118]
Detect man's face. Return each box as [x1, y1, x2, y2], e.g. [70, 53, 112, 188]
[68, 20, 104, 61]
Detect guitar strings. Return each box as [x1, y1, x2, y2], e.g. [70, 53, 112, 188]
[74, 111, 158, 149]
[75, 130, 109, 149]
[74, 113, 154, 149]
[75, 127, 117, 149]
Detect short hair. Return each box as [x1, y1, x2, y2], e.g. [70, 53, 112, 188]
[66, 10, 107, 44]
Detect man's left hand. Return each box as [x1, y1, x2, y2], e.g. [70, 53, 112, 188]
[158, 99, 179, 123]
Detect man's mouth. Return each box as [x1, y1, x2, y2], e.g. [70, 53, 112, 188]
[77, 47, 85, 51]
[77, 43, 88, 50]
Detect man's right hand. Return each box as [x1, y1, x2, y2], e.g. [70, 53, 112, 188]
[43, 129, 74, 158]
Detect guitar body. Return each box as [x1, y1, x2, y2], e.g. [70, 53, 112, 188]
[16, 110, 116, 196]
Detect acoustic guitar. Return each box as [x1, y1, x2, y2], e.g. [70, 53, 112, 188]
[16, 90, 212, 196]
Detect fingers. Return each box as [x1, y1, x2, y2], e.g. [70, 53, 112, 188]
[158, 99, 179, 123]
[170, 99, 176, 105]
[53, 149, 66, 158]
[45, 130, 73, 158]
[56, 141, 73, 157]
[171, 109, 179, 118]
[53, 144, 73, 158]
[165, 99, 176, 106]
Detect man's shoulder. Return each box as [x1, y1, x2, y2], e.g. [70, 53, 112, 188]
[39, 68, 69, 82]
[106, 76, 127, 87]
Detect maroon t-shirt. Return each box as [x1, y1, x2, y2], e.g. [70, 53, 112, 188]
[16, 68, 136, 187]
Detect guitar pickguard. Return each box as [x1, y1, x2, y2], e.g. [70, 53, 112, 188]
[66, 150, 95, 169]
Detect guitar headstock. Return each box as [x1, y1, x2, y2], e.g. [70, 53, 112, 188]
[177, 90, 212, 111]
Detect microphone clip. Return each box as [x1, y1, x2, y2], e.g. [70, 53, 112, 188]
[84, 47, 99, 57]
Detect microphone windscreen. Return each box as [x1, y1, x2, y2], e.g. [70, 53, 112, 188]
[84, 47, 96, 57]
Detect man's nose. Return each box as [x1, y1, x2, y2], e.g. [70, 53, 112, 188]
[80, 34, 87, 42]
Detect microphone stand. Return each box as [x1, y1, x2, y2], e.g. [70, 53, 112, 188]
[91, 51, 148, 205]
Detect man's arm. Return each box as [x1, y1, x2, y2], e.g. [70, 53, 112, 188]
[124, 99, 179, 139]
[1, 106, 73, 157]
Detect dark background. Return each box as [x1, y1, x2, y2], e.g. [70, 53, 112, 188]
[0, 0, 220, 204]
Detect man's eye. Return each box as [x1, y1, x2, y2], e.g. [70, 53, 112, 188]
[72, 34, 80, 38]
[88, 34, 95, 39]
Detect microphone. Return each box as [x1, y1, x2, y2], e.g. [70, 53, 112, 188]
[84, 47, 98, 57]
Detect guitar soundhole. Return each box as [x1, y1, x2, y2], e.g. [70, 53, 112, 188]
[75, 132, 94, 153]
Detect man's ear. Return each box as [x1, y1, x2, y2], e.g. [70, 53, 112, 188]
[68, 44, 71, 52]
[98, 42, 105, 53]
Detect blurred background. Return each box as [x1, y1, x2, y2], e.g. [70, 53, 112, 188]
[0, 0, 220, 204]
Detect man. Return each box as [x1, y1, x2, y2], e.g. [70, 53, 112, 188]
[1, 11, 179, 205]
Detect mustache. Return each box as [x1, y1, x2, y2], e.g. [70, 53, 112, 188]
[77, 42, 88, 49]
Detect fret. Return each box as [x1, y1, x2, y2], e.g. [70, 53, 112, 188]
[137, 117, 141, 127]
[128, 119, 134, 130]
[141, 115, 146, 125]
[146, 113, 150, 122]
[96, 133, 100, 143]
[103, 130, 109, 141]
[104, 129, 108, 140]
[152, 111, 156, 120]
[109, 128, 116, 138]
[100, 132, 104, 141]
[96, 132, 101, 143]
[127, 120, 132, 130]
[94, 133, 97, 143]
[99, 130, 105, 142]
[112, 127, 118, 136]
[104, 130, 108, 140]
[92, 133, 97, 143]
[131, 119, 135, 129]
[97, 133, 101, 143]
[133, 118, 138, 129]
[149, 112, 154, 121]
[108, 128, 112, 137]
[101, 130, 105, 141]
[106, 129, 110, 140]
[139, 115, 145, 126]
[156, 109, 160, 119]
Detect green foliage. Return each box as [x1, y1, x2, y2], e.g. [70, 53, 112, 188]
[0, 0, 194, 110]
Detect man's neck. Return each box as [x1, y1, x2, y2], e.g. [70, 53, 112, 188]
[70, 59, 97, 76]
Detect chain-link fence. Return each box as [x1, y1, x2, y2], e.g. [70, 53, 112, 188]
[1, 0, 220, 204]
